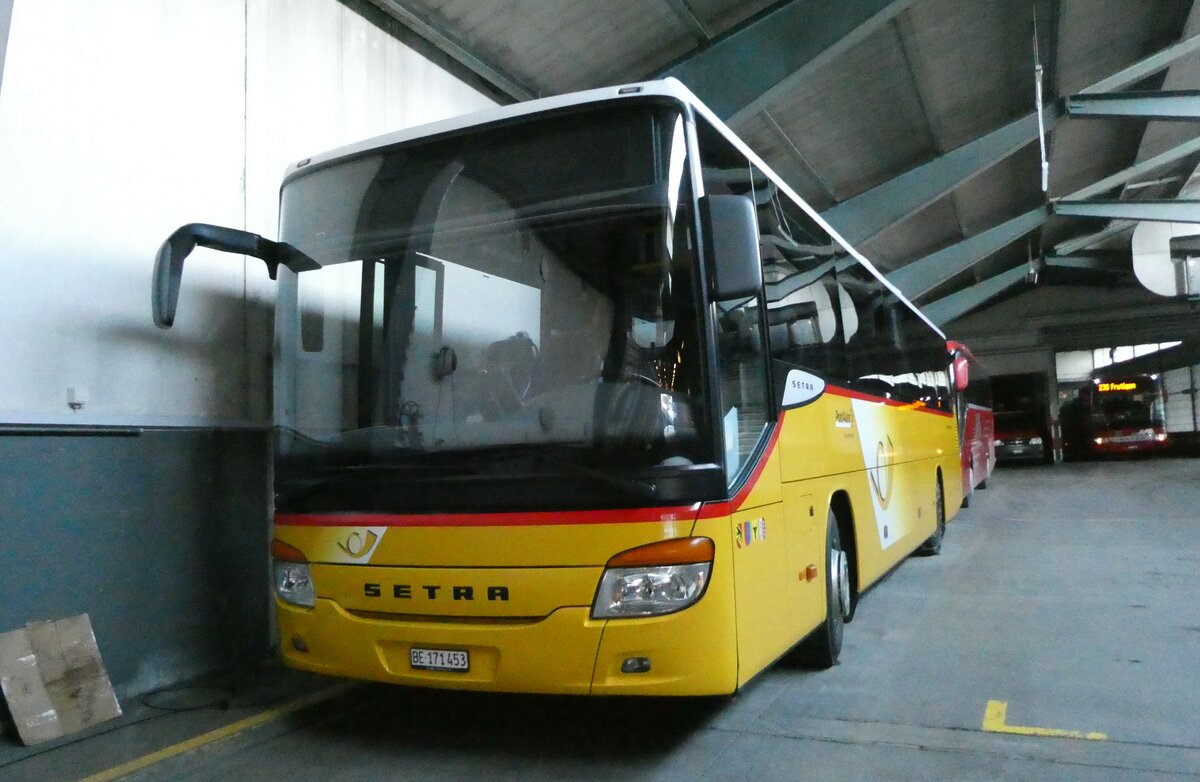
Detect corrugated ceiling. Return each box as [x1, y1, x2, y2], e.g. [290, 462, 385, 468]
[368, 0, 1200, 338]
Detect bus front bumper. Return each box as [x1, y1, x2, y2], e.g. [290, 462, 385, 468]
[277, 597, 738, 696]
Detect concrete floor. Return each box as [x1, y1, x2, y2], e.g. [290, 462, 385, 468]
[4, 458, 1200, 780]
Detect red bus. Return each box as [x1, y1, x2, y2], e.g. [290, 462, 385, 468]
[1065, 375, 1169, 456]
[949, 342, 994, 507]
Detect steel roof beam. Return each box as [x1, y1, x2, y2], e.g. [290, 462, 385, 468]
[1044, 252, 1130, 272]
[1065, 90, 1200, 121]
[893, 10, 971, 238]
[1064, 136, 1200, 201]
[1048, 138, 1200, 252]
[1078, 33, 1200, 94]
[367, 0, 536, 102]
[1054, 220, 1137, 255]
[923, 266, 1029, 325]
[763, 110, 838, 202]
[662, 0, 711, 43]
[656, 0, 917, 122]
[820, 33, 1200, 248]
[887, 208, 1047, 299]
[822, 112, 1056, 246]
[1053, 200, 1200, 223]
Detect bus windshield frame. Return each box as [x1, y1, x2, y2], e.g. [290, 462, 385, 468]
[271, 100, 727, 514]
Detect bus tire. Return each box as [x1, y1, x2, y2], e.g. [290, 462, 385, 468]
[917, 478, 945, 556]
[794, 510, 845, 668]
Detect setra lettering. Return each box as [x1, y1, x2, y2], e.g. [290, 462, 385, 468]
[362, 583, 510, 601]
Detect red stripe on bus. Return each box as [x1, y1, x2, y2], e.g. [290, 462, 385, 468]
[275, 504, 703, 529]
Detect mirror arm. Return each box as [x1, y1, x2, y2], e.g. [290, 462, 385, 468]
[153, 223, 319, 329]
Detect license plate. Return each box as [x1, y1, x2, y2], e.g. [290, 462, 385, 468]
[410, 647, 469, 672]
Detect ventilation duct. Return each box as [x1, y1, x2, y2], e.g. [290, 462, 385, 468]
[1131, 219, 1200, 296]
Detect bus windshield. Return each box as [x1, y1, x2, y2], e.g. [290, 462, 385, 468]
[273, 103, 721, 513]
[1096, 391, 1160, 430]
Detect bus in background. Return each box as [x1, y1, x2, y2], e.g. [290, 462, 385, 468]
[152, 79, 962, 696]
[948, 342, 993, 507]
[1063, 375, 1169, 457]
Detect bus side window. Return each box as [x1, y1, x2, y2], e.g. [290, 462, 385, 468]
[766, 275, 842, 376]
[898, 302, 953, 412]
[838, 264, 903, 398]
[757, 180, 846, 382]
[836, 262, 949, 409]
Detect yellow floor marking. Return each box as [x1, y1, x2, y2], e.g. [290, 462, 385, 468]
[982, 700, 1107, 741]
[80, 682, 356, 782]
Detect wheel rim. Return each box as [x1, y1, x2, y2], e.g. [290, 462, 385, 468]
[833, 548, 850, 619]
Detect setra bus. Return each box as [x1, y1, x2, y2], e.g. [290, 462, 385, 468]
[1063, 374, 1168, 457]
[152, 79, 964, 696]
[948, 342, 993, 506]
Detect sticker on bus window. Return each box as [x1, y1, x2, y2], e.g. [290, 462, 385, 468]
[782, 369, 826, 409]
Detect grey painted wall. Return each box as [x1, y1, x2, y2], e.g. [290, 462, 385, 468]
[0, 0, 495, 700]
[0, 429, 270, 697]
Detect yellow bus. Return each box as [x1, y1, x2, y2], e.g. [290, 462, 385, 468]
[153, 79, 965, 696]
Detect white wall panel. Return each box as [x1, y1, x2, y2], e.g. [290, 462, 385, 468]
[0, 0, 495, 427]
[0, 0, 248, 426]
[1164, 365, 1198, 434]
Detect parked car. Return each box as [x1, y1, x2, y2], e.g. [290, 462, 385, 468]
[994, 409, 1048, 463]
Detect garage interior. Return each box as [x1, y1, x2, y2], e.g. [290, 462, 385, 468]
[1, 0, 1199, 779]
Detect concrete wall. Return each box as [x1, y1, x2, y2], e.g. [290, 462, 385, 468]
[0, 0, 495, 696]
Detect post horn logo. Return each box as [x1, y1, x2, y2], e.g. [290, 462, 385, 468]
[338, 530, 379, 559]
[869, 436, 895, 509]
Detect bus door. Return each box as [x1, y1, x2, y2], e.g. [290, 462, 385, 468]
[696, 116, 796, 681]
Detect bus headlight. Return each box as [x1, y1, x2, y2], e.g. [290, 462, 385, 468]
[274, 562, 316, 608]
[272, 539, 316, 608]
[1029, 437, 1043, 445]
[592, 537, 713, 619]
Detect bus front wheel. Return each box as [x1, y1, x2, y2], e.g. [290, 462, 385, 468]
[794, 510, 846, 668]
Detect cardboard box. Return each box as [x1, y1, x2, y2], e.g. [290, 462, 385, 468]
[0, 614, 122, 745]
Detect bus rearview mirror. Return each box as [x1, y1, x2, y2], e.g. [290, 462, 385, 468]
[952, 354, 969, 392]
[701, 194, 763, 301]
[152, 223, 320, 329]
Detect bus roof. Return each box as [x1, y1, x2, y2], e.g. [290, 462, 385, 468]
[282, 78, 945, 341]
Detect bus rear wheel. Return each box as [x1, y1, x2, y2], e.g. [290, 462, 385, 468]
[793, 510, 845, 668]
[917, 478, 945, 556]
